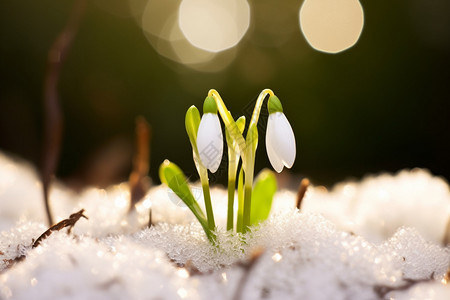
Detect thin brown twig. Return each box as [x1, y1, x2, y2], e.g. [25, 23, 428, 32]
[373, 273, 435, 298]
[296, 178, 310, 210]
[129, 116, 151, 211]
[41, 0, 87, 226]
[32, 209, 88, 248]
[1, 255, 26, 273]
[233, 248, 265, 300]
[442, 217, 450, 246]
[148, 208, 153, 228]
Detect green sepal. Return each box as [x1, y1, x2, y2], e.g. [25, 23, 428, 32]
[159, 160, 214, 243]
[268, 95, 283, 114]
[203, 96, 218, 114]
[250, 169, 277, 225]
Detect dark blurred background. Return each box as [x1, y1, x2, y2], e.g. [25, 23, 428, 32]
[0, 0, 449, 189]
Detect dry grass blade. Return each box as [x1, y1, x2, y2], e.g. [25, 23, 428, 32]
[32, 209, 88, 248]
[129, 116, 151, 211]
[1, 255, 26, 273]
[148, 208, 153, 228]
[296, 178, 310, 210]
[442, 217, 450, 246]
[41, 0, 87, 226]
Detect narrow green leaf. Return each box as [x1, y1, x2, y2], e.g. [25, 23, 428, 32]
[159, 160, 194, 207]
[159, 160, 214, 242]
[250, 169, 277, 225]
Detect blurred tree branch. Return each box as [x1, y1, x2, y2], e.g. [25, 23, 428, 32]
[42, 0, 87, 225]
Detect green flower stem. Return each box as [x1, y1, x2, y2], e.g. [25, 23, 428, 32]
[243, 184, 253, 232]
[241, 89, 274, 232]
[227, 177, 235, 231]
[185, 106, 216, 233]
[208, 89, 247, 168]
[225, 116, 245, 231]
[226, 145, 238, 231]
[199, 168, 216, 231]
[236, 168, 244, 233]
[249, 89, 274, 127]
[242, 134, 255, 232]
[208, 89, 276, 232]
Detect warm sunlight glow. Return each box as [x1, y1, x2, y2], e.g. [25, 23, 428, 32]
[178, 0, 250, 53]
[141, 0, 236, 71]
[299, 0, 364, 54]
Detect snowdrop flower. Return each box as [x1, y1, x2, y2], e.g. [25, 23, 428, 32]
[266, 95, 296, 173]
[197, 96, 223, 173]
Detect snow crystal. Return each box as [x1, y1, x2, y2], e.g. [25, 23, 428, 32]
[381, 227, 450, 280]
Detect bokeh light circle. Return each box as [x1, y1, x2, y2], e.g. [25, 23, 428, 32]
[178, 0, 251, 53]
[300, 0, 364, 54]
[141, 1, 214, 67]
[140, 0, 237, 72]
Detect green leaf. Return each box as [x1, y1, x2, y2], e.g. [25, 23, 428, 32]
[250, 169, 277, 225]
[185, 105, 205, 173]
[185, 105, 201, 155]
[159, 160, 214, 242]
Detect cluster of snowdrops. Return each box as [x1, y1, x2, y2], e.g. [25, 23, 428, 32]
[159, 89, 296, 244]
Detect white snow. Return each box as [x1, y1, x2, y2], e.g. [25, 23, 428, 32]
[0, 152, 449, 299]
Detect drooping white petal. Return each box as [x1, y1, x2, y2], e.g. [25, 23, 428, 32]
[196, 113, 223, 172]
[265, 112, 296, 173]
[266, 118, 284, 173]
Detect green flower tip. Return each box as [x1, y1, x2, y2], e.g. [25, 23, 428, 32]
[203, 96, 218, 114]
[268, 95, 283, 114]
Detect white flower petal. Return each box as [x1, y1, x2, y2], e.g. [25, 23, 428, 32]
[196, 113, 223, 173]
[265, 112, 296, 172]
[266, 117, 284, 173]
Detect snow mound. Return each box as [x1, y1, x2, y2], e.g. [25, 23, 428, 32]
[301, 169, 450, 244]
[1, 224, 187, 299]
[1, 212, 448, 299]
[0, 152, 449, 299]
